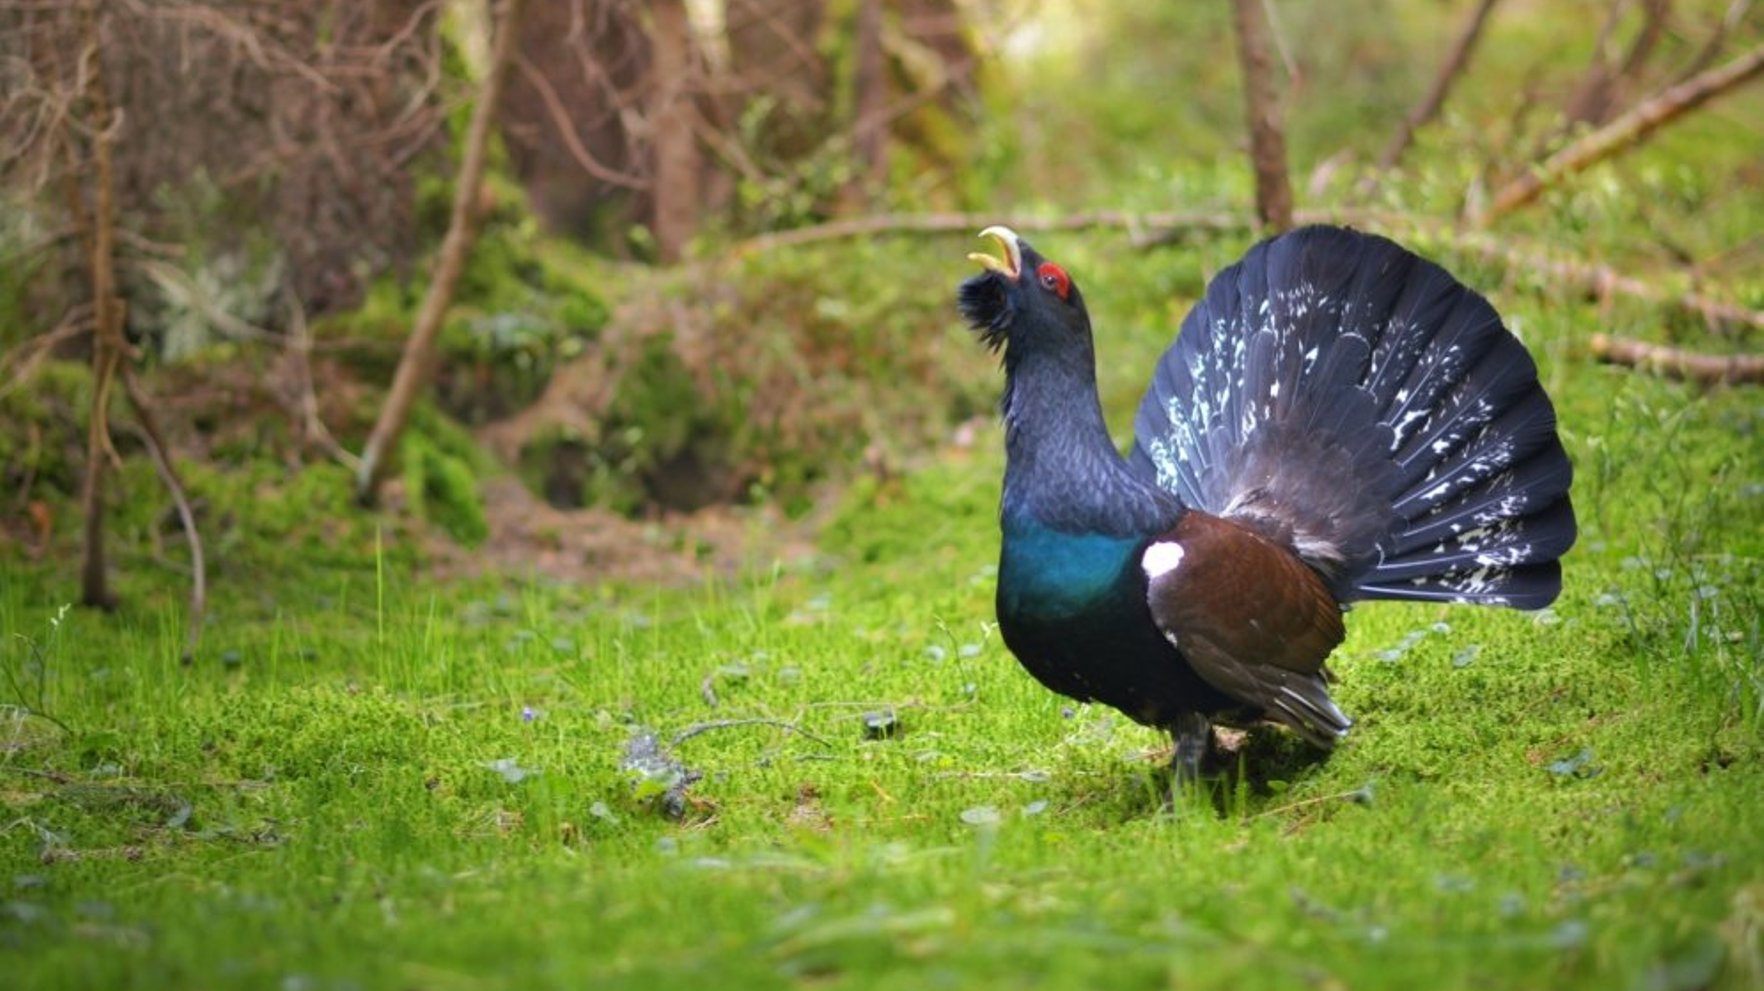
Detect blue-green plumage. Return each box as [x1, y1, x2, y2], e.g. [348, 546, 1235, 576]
[997, 518, 1138, 622]
[996, 515, 1235, 727]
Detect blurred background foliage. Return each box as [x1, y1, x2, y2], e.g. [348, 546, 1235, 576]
[1, 0, 1760, 580]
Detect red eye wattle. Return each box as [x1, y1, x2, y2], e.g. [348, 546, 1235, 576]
[1037, 262, 1071, 301]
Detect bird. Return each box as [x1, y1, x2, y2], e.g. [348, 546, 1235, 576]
[956, 223, 1576, 786]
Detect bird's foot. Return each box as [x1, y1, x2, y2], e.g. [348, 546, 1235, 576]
[1165, 711, 1215, 809]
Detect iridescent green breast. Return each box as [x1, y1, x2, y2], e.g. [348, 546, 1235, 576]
[997, 520, 1141, 624]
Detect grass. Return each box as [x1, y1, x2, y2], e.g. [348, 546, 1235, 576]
[4, 234, 1763, 989]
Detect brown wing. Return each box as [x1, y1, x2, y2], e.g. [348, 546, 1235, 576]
[1142, 511, 1352, 747]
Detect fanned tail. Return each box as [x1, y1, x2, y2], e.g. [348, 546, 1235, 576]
[1130, 225, 1576, 608]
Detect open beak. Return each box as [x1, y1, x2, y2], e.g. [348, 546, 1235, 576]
[967, 225, 1023, 280]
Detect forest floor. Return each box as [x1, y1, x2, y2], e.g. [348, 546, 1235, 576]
[3, 234, 1763, 990]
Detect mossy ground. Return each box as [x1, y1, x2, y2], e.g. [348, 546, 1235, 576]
[4, 226, 1762, 988]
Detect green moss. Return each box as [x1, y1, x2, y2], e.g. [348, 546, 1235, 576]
[0, 361, 97, 501]
[401, 431, 489, 547]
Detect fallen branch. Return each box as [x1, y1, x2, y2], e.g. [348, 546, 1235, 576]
[1589, 333, 1764, 385]
[732, 209, 1244, 255]
[1439, 228, 1764, 336]
[732, 208, 1764, 336]
[1479, 42, 1764, 225]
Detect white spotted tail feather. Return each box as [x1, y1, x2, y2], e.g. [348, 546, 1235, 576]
[1128, 226, 1576, 608]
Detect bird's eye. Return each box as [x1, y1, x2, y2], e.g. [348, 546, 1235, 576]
[1037, 262, 1071, 301]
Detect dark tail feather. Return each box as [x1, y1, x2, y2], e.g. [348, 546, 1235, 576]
[1267, 673, 1353, 750]
[1131, 225, 1576, 608]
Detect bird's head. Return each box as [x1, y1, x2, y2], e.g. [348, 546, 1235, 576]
[957, 226, 1090, 356]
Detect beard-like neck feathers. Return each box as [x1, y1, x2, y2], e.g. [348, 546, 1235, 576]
[999, 334, 1179, 537]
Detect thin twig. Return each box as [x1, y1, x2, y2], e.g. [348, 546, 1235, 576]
[0, 308, 93, 401]
[284, 289, 362, 471]
[119, 367, 206, 660]
[1248, 784, 1373, 821]
[514, 54, 648, 190]
[1677, 0, 1755, 81]
[670, 718, 836, 752]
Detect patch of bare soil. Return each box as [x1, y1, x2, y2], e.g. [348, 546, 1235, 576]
[427, 476, 822, 586]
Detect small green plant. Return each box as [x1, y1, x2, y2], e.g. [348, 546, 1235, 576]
[2, 603, 72, 738]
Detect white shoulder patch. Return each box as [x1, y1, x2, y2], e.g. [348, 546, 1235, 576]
[1142, 540, 1186, 580]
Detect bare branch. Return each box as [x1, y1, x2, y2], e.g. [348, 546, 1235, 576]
[114, 0, 335, 92]
[514, 54, 648, 189]
[1478, 42, 1764, 225]
[1558, 0, 1670, 128]
[120, 367, 206, 659]
[1364, 0, 1502, 188]
[270, 288, 361, 472]
[0, 307, 93, 401]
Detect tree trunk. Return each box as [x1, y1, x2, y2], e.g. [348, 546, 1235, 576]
[848, 0, 889, 210]
[1479, 41, 1764, 225]
[79, 0, 121, 611]
[649, 0, 700, 263]
[1230, 0, 1294, 232]
[356, 0, 527, 506]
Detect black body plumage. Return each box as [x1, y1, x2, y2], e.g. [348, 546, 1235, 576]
[957, 224, 1576, 777]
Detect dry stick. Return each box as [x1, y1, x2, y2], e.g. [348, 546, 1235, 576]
[120, 369, 206, 660]
[1589, 333, 1764, 385]
[1362, 0, 1502, 192]
[78, 0, 121, 610]
[1479, 42, 1764, 225]
[731, 208, 1764, 335]
[1456, 235, 1764, 336]
[1230, 0, 1294, 232]
[355, 0, 527, 506]
[285, 290, 362, 471]
[669, 718, 837, 752]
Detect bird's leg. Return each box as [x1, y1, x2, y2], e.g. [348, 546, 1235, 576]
[1169, 710, 1213, 800]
